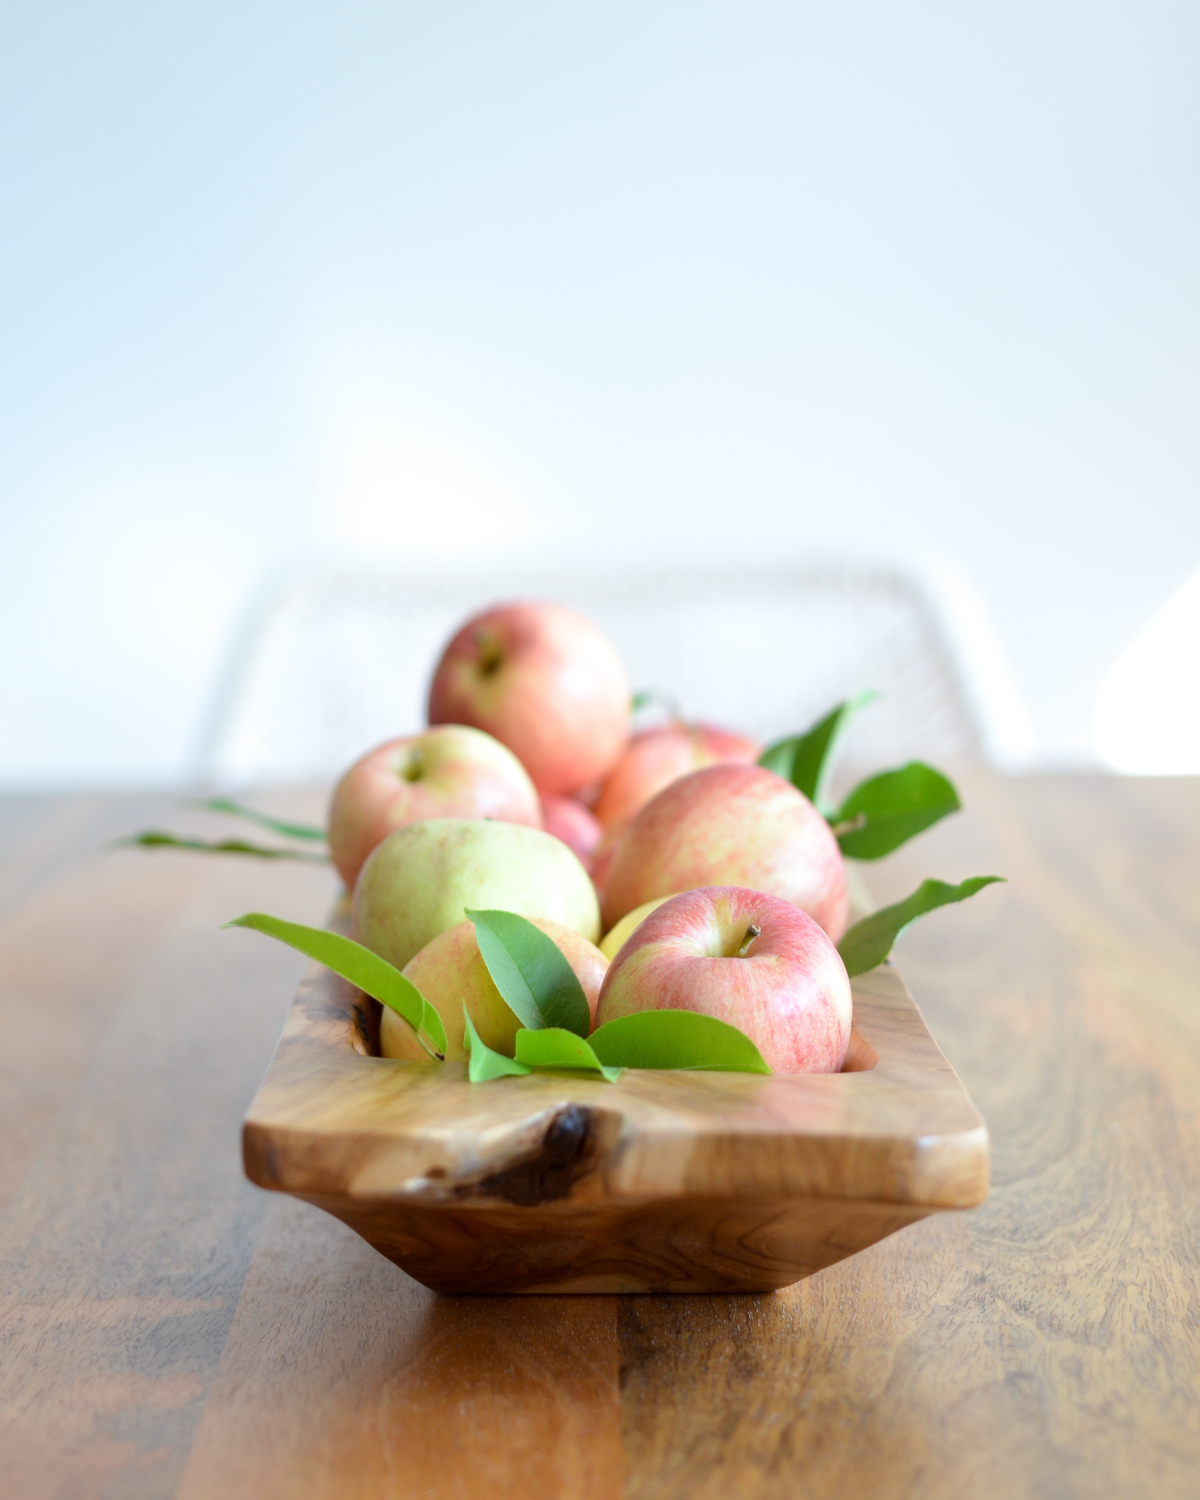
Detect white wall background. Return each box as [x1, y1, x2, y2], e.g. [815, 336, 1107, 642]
[1, 2, 1197, 786]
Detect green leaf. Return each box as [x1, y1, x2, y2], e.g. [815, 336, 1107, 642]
[224, 912, 448, 1059]
[837, 876, 1005, 977]
[514, 1027, 622, 1082]
[630, 687, 678, 716]
[588, 1010, 772, 1073]
[465, 909, 592, 1038]
[463, 1007, 531, 1081]
[195, 798, 327, 842]
[759, 692, 878, 812]
[461, 1017, 621, 1083]
[118, 831, 329, 864]
[831, 762, 961, 859]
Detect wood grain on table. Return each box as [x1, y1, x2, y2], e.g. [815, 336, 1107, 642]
[0, 776, 1197, 1499]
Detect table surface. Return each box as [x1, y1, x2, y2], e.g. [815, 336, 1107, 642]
[0, 773, 1197, 1499]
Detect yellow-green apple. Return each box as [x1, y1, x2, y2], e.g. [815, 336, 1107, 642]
[601, 763, 849, 940]
[539, 792, 603, 866]
[594, 722, 760, 834]
[380, 917, 608, 1061]
[327, 725, 542, 889]
[427, 602, 630, 794]
[594, 886, 852, 1073]
[598, 895, 672, 960]
[354, 817, 601, 972]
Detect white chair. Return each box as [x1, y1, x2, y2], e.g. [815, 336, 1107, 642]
[195, 564, 1026, 789]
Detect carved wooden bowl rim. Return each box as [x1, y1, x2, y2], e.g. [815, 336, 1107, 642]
[243, 918, 990, 1219]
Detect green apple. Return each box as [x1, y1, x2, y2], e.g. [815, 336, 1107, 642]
[353, 817, 601, 972]
[380, 917, 608, 1061]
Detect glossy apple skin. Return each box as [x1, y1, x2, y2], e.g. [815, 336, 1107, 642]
[327, 725, 542, 889]
[354, 817, 601, 973]
[594, 722, 761, 833]
[427, 602, 630, 794]
[539, 793, 602, 865]
[381, 917, 609, 1062]
[595, 887, 852, 1074]
[601, 763, 849, 940]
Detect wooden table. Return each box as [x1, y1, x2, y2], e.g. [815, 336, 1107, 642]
[0, 775, 1197, 1499]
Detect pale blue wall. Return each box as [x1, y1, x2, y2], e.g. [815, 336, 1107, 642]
[2, 2, 1197, 781]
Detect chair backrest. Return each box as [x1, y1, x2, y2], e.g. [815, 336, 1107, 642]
[195, 566, 988, 789]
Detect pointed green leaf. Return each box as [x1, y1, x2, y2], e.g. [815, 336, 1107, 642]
[119, 831, 329, 864]
[759, 693, 878, 812]
[831, 761, 961, 859]
[514, 1027, 622, 1082]
[837, 876, 1005, 977]
[463, 1006, 531, 1080]
[588, 1010, 772, 1073]
[196, 798, 328, 842]
[465, 909, 592, 1037]
[224, 912, 447, 1059]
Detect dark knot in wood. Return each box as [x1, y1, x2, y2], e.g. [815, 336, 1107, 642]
[479, 1105, 595, 1207]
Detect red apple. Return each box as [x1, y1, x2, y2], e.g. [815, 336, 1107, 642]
[380, 916, 609, 1062]
[594, 886, 852, 1074]
[594, 722, 761, 834]
[328, 724, 541, 889]
[540, 793, 603, 865]
[587, 835, 619, 907]
[427, 602, 630, 794]
[601, 762, 849, 940]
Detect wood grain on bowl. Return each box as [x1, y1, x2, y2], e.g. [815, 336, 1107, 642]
[242, 920, 989, 1294]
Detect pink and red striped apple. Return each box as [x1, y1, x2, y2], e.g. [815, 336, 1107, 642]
[596, 886, 852, 1074]
[327, 725, 540, 889]
[601, 762, 849, 941]
[428, 602, 630, 794]
[594, 721, 760, 835]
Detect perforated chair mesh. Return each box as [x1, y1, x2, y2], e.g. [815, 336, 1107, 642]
[196, 568, 984, 789]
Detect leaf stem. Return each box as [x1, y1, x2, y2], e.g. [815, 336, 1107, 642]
[115, 832, 330, 864]
[193, 798, 328, 842]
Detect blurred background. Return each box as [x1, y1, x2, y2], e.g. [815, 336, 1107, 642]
[1, 1, 1197, 789]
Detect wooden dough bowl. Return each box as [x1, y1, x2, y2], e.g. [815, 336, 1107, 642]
[242, 931, 990, 1294]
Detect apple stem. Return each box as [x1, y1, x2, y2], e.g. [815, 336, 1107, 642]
[736, 923, 762, 958]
